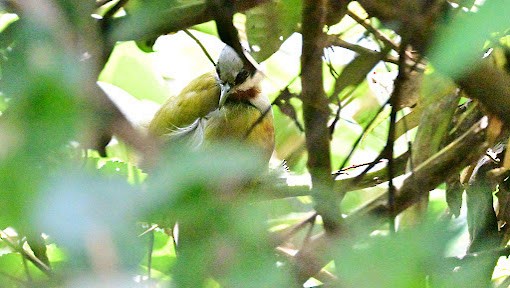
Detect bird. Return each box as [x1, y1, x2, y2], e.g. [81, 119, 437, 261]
[148, 45, 275, 164]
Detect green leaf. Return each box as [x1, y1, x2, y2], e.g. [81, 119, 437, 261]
[0, 13, 18, 33]
[337, 221, 462, 288]
[245, 0, 301, 62]
[0, 253, 28, 287]
[331, 51, 385, 100]
[98, 159, 146, 184]
[429, 0, 510, 78]
[112, 0, 204, 42]
[33, 170, 146, 270]
[192, 21, 218, 37]
[139, 229, 176, 278]
[0, 16, 86, 229]
[99, 41, 171, 103]
[0, 251, 51, 286]
[0, 93, 7, 113]
[145, 143, 293, 287]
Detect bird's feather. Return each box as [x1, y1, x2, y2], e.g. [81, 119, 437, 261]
[148, 72, 220, 136]
[148, 70, 275, 163]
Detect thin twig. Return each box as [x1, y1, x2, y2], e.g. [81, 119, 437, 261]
[328, 99, 341, 138]
[346, 10, 399, 51]
[324, 47, 340, 78]
[334, 158, 385, 176]
[346, 10, 399, 52]
[138, 224, 159, 237]
[21, 254, 32, 284]
[171, 227, 179, 257]
[272, 76, 304, 132]
[101, 0, 128, 23]
[328, 36, 426, 72]
[301, 216, 317, 248]
[245, 74, 302, 138]
[183, 29, 217, 67]
[337, 98, 390, 172]
[273, 212, 318, 246]
[401, 109, 414, 173]
[0, 230, 52, 277]
[147, 230, 154, 280]
[446, 245, 510, 264]
[354, 149, 388, 182]
[328, 36, 396, 65]
[386, 43, 407, 233]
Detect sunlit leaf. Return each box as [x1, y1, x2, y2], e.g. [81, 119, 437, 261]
[99, 41, 171, 103]
[331, 51, 385, 101]
[245, 0, 301, 62]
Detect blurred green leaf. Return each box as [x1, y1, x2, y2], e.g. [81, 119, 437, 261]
[99, 41, 170, 103]
[0, 14, 87, 229]
[0, 13, 18, 32]
[98, 159, 146, 185]
[0, 253, 28, 287]
[0, 93, 7, 113]
[337, 221, 460, 288]
[135, 38, 157, 53]
[429, 0, 510, 78]
[145, 143, 293, 286]
[33, 169, 146, 270]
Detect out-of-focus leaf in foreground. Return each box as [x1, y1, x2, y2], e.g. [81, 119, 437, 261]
[0, 10, 90, 230]
[146, 142, 294, 287]
[429, 1, 510, 78]
[33, 170, 146, 272]
[336, 220, 467, 288]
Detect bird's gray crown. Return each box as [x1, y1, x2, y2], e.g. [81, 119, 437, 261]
[216, 45, 247, 86]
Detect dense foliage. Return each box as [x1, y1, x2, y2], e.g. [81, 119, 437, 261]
[1, 0, 510, 287]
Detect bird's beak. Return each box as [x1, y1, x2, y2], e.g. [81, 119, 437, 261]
[219, 82, 231, 108]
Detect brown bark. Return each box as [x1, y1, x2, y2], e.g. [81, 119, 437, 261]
[300, 0, 341, 234]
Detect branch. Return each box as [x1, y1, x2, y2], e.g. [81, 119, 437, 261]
[346, 10, 399, 51]
[326, 35, 425, 71]
[457, 61, 510, 127]
[109, 0, 269, 45]
[355, 0, 446, 53]
[300, 0, 341, 234]
[0, 230, 52, 277]
[355, 117, 488, 225]
[386, 42, 408, 231]
[208, 0, 255, 73]
[289, 118, 488, 281]
[263, 152, 409, 200]
[183, 29, 216, 67]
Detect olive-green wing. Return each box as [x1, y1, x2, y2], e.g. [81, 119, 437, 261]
[148, 72, 220, 136]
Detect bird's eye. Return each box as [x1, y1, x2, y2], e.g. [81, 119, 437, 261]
[234, 70, 249, 85]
